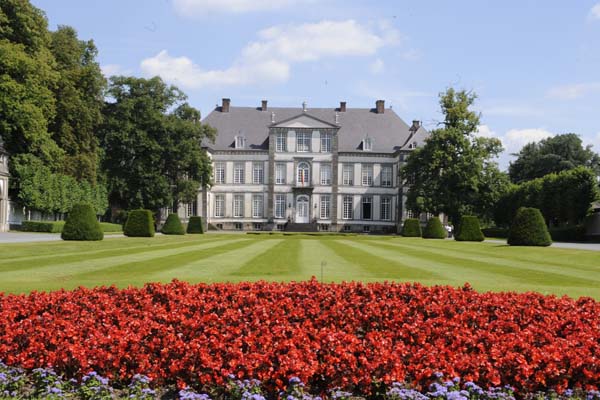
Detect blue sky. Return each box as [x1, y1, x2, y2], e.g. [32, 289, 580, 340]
[33, 0, 600, 169]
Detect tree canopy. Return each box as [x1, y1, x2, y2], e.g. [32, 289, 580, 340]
[402, 88, 509, 224]
[509, 133, 600, 183]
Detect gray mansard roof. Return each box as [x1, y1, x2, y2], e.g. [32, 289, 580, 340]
[202, 105, 429, 153]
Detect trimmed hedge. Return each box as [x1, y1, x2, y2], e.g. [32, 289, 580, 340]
[21, 220, 64, 233]
[423, 217, 447, 239]
[99, 222, 123, 233]
[401, 218, 422, 237]
[61, 203, 104, 241]
[508, 207, 552, 247]
[481, 227, 509, 239]
[187, 216, 204, 234]
[455, 216, 484, 242]
[549, 225, 586, 242]
[162, 214, 185, 235]
[124, 210, 155, 237]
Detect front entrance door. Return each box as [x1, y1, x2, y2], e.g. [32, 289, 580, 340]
[296, 195, 309, 223]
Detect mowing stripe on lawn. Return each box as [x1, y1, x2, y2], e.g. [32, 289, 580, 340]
[298, 239, 375, 282]
[148, 238, 283, 283]
[323, 239, 442, 280]
[231, 238, 302, 277]
[372, 240, 597, 287]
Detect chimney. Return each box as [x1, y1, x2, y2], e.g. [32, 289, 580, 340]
[375, 99, 385, 114]
[261, 100, 268, 111]
[339, 101, 346, 112]
[221, 98, 230, 113]
[302, 101, 307, 112]
[410, 120, 421, 132]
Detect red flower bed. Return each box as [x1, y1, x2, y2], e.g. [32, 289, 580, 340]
[0, 280, 598, 394]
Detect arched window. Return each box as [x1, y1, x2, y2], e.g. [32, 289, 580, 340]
[297, 162, 310, 186]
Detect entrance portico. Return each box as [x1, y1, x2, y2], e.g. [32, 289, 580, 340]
[295, 195, 310, 223]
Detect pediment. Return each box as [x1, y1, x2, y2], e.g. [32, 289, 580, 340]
[270, 113, 338, 129]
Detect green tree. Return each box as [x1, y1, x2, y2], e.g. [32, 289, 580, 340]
[509, 133, 600, 183]
[402, 88, 507, 224]
[100, 76, 215, 214]
[49, 25, 106, 183]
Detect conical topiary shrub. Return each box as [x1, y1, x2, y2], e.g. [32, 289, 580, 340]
[455, 215, 484, 242]
[61, 203, 103, 241]
[162, 213, 185, 235]
[124, 209, 155, 237]
[508, 207, 552, 246]
[423, 216, 447, 239]
[187, 216, 204, 234]
[401, 218, 422, 237]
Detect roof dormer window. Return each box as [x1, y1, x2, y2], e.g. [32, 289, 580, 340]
[363, 137, 373, 151]
[235, 135, 246, 149]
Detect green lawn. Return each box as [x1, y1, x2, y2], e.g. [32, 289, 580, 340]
[1, 234, 599, 299]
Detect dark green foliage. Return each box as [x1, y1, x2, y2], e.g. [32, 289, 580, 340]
[401, 218, 422, 237]
[548, 225, 586, 243]
[162, 213, 185, 235]
[508, 207, 552, 247]
[481, 227, 509, 238]
[124, 210, 155, 237]
[423, 217, 447, 239]
[21, 220, 64, 233]
[187, 216, 204, 234]
[455, 216, 484, 242]
[61, 203, 103, 241]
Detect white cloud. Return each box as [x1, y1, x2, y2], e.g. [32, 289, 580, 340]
[369, 58, 385, 74]
[474, 125, 496, 138]
[401, 49, 421, 61]
[546, 82, 600, 100]
[502, 128, 554, 154]
[483, 105, 544, 118]
[101, 64, 131, 77]
[589, 3, 600, 20]
[173, 0, 306, 15]
[141, 20, 400, 89]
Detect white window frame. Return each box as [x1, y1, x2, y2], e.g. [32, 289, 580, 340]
[252, 195, 263, 218]
[296, 132, 310, 152]
[233, 194, 244, 218]
[235, 136, 246, 149]
[343, 196, 353, 220]
[343, 164, 353, 186]
[321, 132, 332, 153]
[361, 164, 373, 186]
[381, 197, 391, 221]
[276, 132, 287, 152]
[320, 195, 331, 219]
[187, 203, 193, 217]
[252, 162, 264, 184]
[214, 195, 225, 218]
[275, 163, 286, 184]
[363, 137, 373, 151]
[320, 164, 331, 186]
[214, 162, 225, 184]
[297, 162, 310, 186]
[275, 194, 286, 218]
[362, 196, 373, 220]
[381, 165, 393, 187]
[234, 162, 245, 184]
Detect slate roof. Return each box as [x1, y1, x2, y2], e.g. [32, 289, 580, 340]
[202, 105, 428, 153]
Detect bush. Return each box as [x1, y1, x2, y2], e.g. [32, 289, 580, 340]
[61, 204, 104, 241]
[481, 227, 509, 238]
[548, 225, 586, 242]
[508, 207, 552, 246]
[187, 216, 204, 234]
[423, 217, 447, 239]
[21, 220, 64, 233]
[401, 218, 422, 237]
[455, 216, 484, 242]
[124, 210, 155, 237]
[161, 214, 185, 235]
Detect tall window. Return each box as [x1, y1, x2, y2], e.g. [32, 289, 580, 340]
[320, 195, 331, 219]
[234, 162, 245, 184]
[381, 165, 392, 187]
[343, 196, 353, 220]
[233, 195, 244, 217]
[363, 137, 373, 151]
[380, 197, 391, 220]
[320, 164, 331, 185]
[252, 195, 263, 218]
[186, 202, 193, 217]
[321, 132, 332, 152]
[361, 164, 373, 186]
[275, 194, 286, 218]
[235, 136, 246, 149]
[215, 195, 224, 217]
[343, 164, 353, 186]
[214, 162, 225, 184]
[276, 132, 287, 152]
[253, 162, 264, 184]
[362, 196, 372, 220]
[275, 163, 286, 184]
[297, 162, 309, 186]
[297, 132, 310, 152]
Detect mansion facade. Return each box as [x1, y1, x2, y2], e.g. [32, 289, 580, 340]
[192, 99, 429, 233]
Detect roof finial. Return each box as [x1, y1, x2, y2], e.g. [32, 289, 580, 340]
[302, 101, 307, 112]
[335, 112, 339, 124]
[271, 111, 275, 123]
